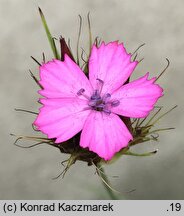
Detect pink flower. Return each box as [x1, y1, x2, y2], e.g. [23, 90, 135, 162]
[34, 41, 163, 160]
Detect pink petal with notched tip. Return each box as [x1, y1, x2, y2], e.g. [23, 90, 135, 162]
[34, 98, 90, 143]
[111, 73, 163, 118]
[38, 55, 92, 98]
[80, 111, 133, 160]
[89, 41, 138, 95]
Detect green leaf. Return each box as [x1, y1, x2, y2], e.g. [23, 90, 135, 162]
[87, 12, 92, 54]
[38, 7, 60, 59]
[76, 15, 82, 65]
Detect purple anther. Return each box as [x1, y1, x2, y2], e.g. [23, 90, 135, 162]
[90, 90, 101, 100]
[103, 109, 111, 115]
[77, 88, 85, 96]
[103, 93, 111, 101]
[96, 103, 104, 108]
[94, 89, 99, 96]
[111, 100, 120, 107]
[88, 100, 96, 107]
[87, 79, 117, 115]
[96, 78, 104, 93]
[96, 78, 104, 84]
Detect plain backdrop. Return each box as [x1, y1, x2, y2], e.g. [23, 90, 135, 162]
[0, 0, 183, 199]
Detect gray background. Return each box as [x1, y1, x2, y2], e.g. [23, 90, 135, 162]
[0, 0, 183, 199]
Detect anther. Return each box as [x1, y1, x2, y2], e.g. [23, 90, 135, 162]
[96, 78, 104, 94]
[103, 109, 111, 115]
[90, 90, 101, 100]
[96, 78, 104, 84]
[88, 100, 96, 107]
[77, 88, 85, 96]
[103, 93, 111, 101]
[111, 100, 120, 107]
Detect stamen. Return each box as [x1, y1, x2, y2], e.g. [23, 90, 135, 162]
[77, 88, 85, 96]
[91, 90, 101, 100]
[96, 103, 104, 108]
[77, 88, 90, 100]
[88, 100, 96, 106]
[96, 78, 104, 84]
[86, 78, 118, 115]
[96, 78, 104, 94]
[103, 93, 111, 101]
[111, 100, 120, 107]
[103, 109, 111, 115]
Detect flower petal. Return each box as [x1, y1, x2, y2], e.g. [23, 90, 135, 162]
[111, 73, 163, 118]
[89, 41, 137, 94]
[39, 55, 92, 98]
[80, 111, 133, 160]
[34, 98, 90, 143]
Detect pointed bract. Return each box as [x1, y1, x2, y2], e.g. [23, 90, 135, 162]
[60, 37, 75, 62]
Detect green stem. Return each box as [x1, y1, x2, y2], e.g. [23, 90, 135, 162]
[97, 165, 119, 200]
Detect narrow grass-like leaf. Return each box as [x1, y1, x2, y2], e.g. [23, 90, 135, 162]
[38, 7, 60, 59]
[76, 15, 82, 65]
[124, 149, 158, 157]
[146, 127, 175, 135]
[15, 108, 38, 115]
[29, 70, 43, 89]
[144, 107, 163, 127]
[95, 163, 120, 197]
[42, 52, 46, 63]
[87, 12, 92, 54]
[53, 154, 77, 179]
[138, 58, 144, 63]
[155, 58, 170, 82]
[133, 53, 138, 61]
[11, 133, 52, 142]
[31, 56, 41, 66]
[150, 105, 177, 126]
[132, 43, 145, 56]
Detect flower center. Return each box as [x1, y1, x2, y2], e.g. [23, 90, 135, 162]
[77, 79, 120, 114]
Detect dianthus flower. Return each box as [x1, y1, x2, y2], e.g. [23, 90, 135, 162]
[34, 41, 163, 160]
